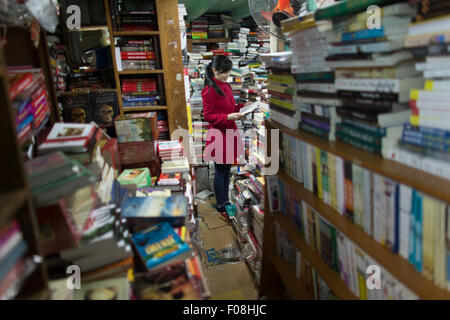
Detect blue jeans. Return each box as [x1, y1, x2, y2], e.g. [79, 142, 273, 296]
[214, 163, 231, 208]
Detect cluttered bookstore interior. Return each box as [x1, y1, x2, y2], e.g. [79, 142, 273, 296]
[1, 0, 450, 302]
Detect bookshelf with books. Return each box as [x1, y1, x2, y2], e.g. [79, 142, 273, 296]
[0, 39, 50, 300]
[260, 0, 450, 300]
[104, 0, 188, 135]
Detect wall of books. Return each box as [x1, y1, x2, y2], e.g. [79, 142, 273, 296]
[261, 0, 450, 300]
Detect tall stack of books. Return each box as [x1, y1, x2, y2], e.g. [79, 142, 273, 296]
[314, 1, 422, 156]
[387, 1, 450, 178]
[6, 68, 51, 144]
[114, 112, 157, 168]
[205, 14, 225, 39]
[0, 220, 37, 300]
[281, 16, 341, 141]
[115, 38, 159, 71]
[263, 53, 300, 130]
[109, 0, 157, 32]
[121, 78, 159, 107]
[190, 17, 208, 40]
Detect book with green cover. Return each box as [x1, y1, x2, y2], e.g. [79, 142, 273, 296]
[314, 0, 397, 21]
[118, 168, 151, 189]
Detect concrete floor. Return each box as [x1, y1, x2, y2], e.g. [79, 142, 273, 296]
[197, 199, 259, 300]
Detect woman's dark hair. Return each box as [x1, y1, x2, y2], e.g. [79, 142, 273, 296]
[204, 55, 233, 97]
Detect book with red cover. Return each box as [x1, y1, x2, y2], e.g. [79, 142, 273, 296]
[36, 201, 80, 256]
[8, 73, 34, 101]
[101, 138, 121, 172]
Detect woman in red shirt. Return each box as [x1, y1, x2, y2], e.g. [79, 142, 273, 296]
[202, 55, 252, 213]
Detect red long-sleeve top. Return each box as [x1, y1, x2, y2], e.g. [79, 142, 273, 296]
[202, 77, 244, 164]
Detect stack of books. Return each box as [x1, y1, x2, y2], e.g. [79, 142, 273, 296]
[267, 59, 299, 130]
[190, 16, 208, 40]
[115, 38, 159, 71]
[6, 68, 51, 144]
[229, 168, 265, 284]
[387, 1, 450, 177]
[121, 78, 159, 107]
[114, 112, 157, 167]
[205, 13, 225, 39]
[157, 141, 189, 174]
[282, 17, 341, 141]
[67, 65, 113, 91]
[0, 220, 37, 300]
[118, 168, 152, 190]
[110, 0, 157, 32]
[314, 1, 422, 156]
[156, 112, 170, 141]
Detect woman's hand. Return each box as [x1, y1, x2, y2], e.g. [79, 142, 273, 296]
[227, 113, 244, 121]
[244, 101, 253, 107]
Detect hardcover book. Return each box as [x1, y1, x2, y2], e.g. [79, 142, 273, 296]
[131, 222, 190, 270]
[121, 196, 188, 228]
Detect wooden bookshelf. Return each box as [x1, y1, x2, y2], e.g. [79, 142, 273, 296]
[276, 169, 450, 300]
[0, 40, 49, 299]
[273, 213, 358, 300]
[0, 189, 28, 230]
[266, 120, 450, 203]
[104, 0, 188, 135]
[261, 118, 450, 300]
[270, 253, 315, 300]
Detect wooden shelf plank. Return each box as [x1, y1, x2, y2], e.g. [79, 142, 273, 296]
[0, 189, 28, 229]
[273, 213, 359, 300]
[69, 25, 108, 32]
[118, 70, 164, 75]
[113, 31, 159, 36]
[277, 169, 450, 300]
[266, 119, 450, 203]
[270, 253, 315, 300]
[123, 106, 168, 112]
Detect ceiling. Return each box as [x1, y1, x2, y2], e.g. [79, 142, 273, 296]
[179, 0, 251, 22]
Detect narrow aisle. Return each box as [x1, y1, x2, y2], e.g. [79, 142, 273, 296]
[197, 199, 259, 300]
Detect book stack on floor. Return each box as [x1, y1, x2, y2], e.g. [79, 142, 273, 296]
[114, 112, 158, 173]
[229, 166, 265, 285]
[157, 141, 189, 174]
[262, 53, 300, 130]
[109, 0, 157, 32]
[121, 78, 159, 107]
[387, 2, 450, 178]
[282, 16, 341, 141]
[276, 128, 450, 293]
[6, 67, 51, 145]
[0, 220, 38, 300]
[316, 1, 422, 156]
[270, 175, 421, 299]
[115, 38, 159, 71]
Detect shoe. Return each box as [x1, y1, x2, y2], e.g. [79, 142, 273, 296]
[213, 204, 227, 213]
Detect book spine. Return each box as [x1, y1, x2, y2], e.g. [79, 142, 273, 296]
[415, 192, 423, 273]
[316, 147, 323, 201]
[342, 27, 385, 42]
[363, 168, 372, 236]
[344, 160, 354, 222]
